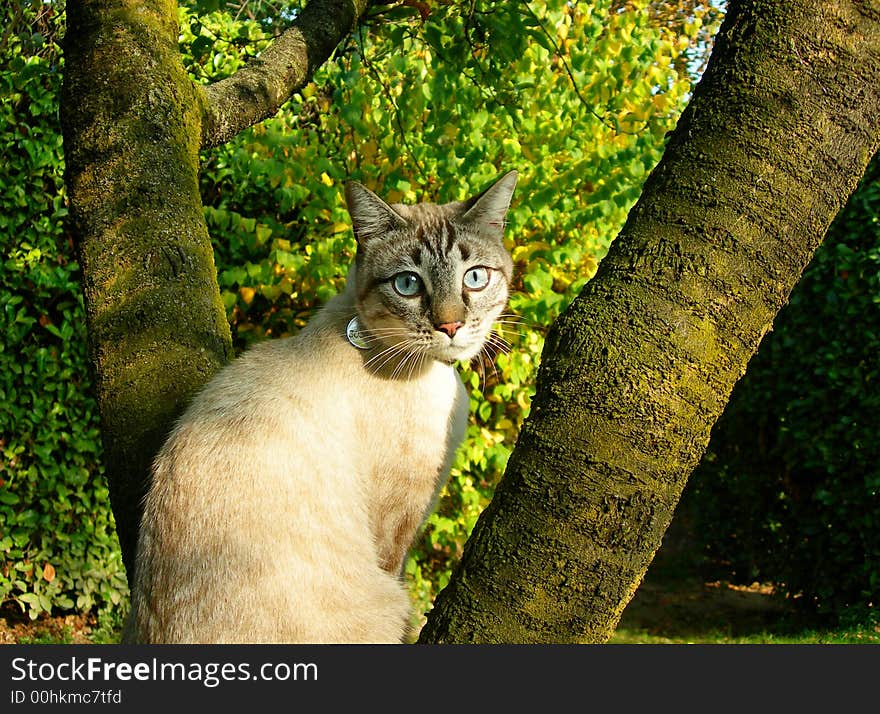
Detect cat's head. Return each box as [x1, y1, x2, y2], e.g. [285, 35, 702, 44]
[344, 171, 517, 369]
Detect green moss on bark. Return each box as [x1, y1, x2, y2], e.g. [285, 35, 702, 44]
[420, 0, 880, 644]
[62, 0, 233, 578]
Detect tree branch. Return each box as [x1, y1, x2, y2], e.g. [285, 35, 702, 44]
[199, 0, 372, 149]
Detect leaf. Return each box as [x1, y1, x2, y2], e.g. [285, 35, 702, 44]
[255, 224, 272, 244]
[190, 35, 213, 60]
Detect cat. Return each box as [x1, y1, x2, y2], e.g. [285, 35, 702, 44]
[127, 170, 518, 643]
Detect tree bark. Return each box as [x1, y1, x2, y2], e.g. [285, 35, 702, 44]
[419, 0, 880, 643]
[61, 0, 367, 581]
[200, 0, 371, 148]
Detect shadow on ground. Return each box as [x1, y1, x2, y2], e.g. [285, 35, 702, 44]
[613, 512, 812, 643]
[617, 574, 792, 641]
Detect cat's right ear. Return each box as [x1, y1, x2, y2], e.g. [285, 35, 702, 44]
[345, 181, 408, 247]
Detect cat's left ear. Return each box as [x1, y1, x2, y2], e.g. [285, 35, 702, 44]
[460, 170, 518, 240]
[345, 181, 408, 247]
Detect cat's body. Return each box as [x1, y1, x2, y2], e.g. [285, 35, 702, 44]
[128, 171, 517, 643]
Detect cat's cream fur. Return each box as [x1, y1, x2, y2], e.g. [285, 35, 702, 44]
[128, 171, 517, 643]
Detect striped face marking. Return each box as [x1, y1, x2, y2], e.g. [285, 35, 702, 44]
[344, 172, 518, 370]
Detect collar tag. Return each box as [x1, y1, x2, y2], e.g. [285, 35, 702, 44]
[346, 316, 370, 350]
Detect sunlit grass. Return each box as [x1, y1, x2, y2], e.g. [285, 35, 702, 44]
[610, 627, 880, 645]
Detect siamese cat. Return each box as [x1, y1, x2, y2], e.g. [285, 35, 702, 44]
[128, 170, 518, 643]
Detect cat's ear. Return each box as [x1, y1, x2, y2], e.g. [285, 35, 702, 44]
[345, 181, 408, 246]
[460, 170, 518, 240]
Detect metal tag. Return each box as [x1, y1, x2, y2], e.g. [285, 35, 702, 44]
[346, 316, 370, 350]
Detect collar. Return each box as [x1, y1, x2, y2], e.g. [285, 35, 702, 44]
[346, 316, 456, 367]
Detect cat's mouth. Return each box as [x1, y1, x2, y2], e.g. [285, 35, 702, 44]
[428, 329, 487, 364]
[351, 310, 502, 372]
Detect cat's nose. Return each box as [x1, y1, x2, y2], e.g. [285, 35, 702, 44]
[435, 321, 463, 337]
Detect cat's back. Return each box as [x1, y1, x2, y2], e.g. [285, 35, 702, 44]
[182, 309, 352, 421]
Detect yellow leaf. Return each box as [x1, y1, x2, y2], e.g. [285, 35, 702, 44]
[239, 287, 255, 305]
[43, 563, 55, 583]
[361, 139, 379, 161]
[320, 172, 334, 187]
[512, 241, 551, 263]
[582, 256, 599, 279]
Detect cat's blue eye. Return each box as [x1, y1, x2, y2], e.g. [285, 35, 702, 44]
[392, 271, 422, 297]
[463, 267, 490, 291]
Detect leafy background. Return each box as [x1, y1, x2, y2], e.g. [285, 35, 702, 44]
[683, 153, 880, 619]
[3, 0, 877, 634]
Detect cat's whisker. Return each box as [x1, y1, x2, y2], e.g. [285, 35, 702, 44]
[481, 350, 496, 393]
[487, 330, 512, 348]
[467, 329, 510, 393]
[364, 349, 409, 375]
[389, 343, 425, 381]
[496, 312, 534, 325]
[403, 347, 429, 382]
[493, 319, 530, 332]
[356, 329, 413, 346]
[366, 337, 428, 380]
[493, 321, 529, 331]
[486, 348, 502, 387]
[366, 342, 413, 373]
[359, 327, 414, 336]
[388, 346, 412, 380]
[478, 349, 489, 392]
[484, 334, 512, 359]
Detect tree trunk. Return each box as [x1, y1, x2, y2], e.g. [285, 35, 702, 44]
[61, 0, 232, 578]
[419, 0, 880, 643]
[61, 0, 367, 581]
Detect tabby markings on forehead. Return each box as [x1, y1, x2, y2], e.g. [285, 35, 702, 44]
[408, 217, 461, 261]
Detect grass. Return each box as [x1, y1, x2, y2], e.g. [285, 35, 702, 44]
[610, 625, 880, 645]
[4, 561, 878, 644]
[17, 625, 75, 645]
[14, 623, 878, 645]
[609, 569, 880, 644]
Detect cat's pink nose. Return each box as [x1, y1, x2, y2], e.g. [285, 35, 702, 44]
[435, 321, 463, 337]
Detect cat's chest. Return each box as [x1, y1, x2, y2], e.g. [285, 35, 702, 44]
[361, 362, 463, 456]
[349, 362, 464, 496]
[357, 362, 466, 568]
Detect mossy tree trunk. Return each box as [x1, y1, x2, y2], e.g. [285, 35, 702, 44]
[62, 0, 880, 643]
[60, 0, 369, 580]
[419, 0, 880, 643]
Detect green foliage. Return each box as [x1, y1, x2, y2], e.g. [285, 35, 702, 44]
[189, 0, 718, 621]
[0, 1, 128, 620]
[4, 0, 718, 622]
[684, 154, 880, 616]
